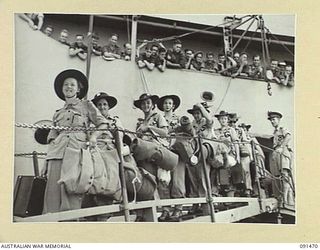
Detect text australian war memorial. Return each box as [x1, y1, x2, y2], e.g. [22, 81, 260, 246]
[14, 14, 295, 223]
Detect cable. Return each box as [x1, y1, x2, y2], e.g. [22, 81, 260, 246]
[214, 77, 232, 112]
[264, 26, 294, 57]
[243, 27, 259, 53]
[136, 15, 251, 44]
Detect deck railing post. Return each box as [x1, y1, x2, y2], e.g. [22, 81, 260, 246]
[198, 136, 215, 223]
[130, 15, 138, 62]
[251, 140, 263, 211]
[85, 15, 94, 100]
[114, 129, 130, 222]
[32, 151, 39, 176]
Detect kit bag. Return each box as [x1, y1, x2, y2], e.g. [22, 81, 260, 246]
[58, 147, 94, 194]
[131, 138, 178, 171]
[123, 155, 157, 202]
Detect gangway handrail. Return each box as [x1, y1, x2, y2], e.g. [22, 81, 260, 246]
[13, 197, 278, 223]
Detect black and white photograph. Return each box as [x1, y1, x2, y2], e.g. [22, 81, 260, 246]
[13, 13, 295, 224]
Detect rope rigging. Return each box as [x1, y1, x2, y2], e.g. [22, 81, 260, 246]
[136, 15, 254, 44]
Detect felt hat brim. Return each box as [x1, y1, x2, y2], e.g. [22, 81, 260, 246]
[134, 95, 159, 109]
[92, 93, 117, 110]
[54, 69, 88, 101]
[157, 95, 181, 112]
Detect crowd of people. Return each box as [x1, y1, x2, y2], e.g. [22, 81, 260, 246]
[19, 13, 294, 87]
[136, 39, 294, 87]
[40, 69, 295, 222]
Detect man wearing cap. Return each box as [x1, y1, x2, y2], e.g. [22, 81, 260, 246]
[69, 34, 88, 60]
[133, 93, 171, 221]
[42, 69, 108, 214]
[166, 39, 187, 69]
[215, 111, 240, 197]
[228, 113, 253, 196]
[81, 92, 123, 221]
[268, 111, 294, 206]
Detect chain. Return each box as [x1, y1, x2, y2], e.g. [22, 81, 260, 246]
[14, 152, 47, 156]
[15, 122, 252, 146]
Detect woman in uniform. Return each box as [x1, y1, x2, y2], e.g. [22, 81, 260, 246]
[81, 92, 123, 221]
[157, 94, 184, 220]
[239, 123, 268, 198]
[132, 93, 171, 221]
[42, 69, 108, 214]
[186, 103, 228, 214]
[228, 113, 253, 197]
[214, 111, 240, 197]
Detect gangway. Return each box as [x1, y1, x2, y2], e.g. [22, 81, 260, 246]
[13, 196, 287, 223]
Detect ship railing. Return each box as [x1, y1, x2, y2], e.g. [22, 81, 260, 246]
[14, 122, 294, 223]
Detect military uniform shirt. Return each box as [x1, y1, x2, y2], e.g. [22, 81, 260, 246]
[192, 117, 216, 139]
[97, 115, 123, 149]
[273, 127, 291, 149]
[204, 60, 217, 71]
[136, 112, 168, 131]
[102, 43, 121, 55]
[166, 49, 186, 68]
[191, 60, 204, 71]
[46, 99, 107, 160]
[215, 126, 239, 155]
[69, 42, 88, 52]
[164, 113, 180, 134]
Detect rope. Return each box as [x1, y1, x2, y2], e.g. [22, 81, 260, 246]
[264, 26, 294, 57]
[214, 77, 232, 112]
[243, 27, 259, 53]
[137, 15, 252, 44]
[139, 69, 151, 94]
